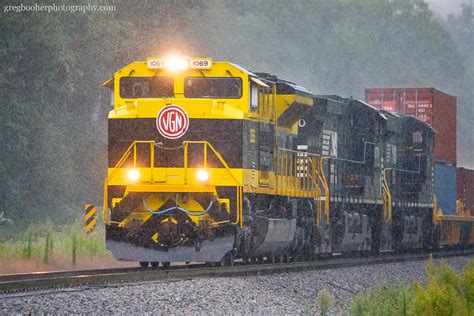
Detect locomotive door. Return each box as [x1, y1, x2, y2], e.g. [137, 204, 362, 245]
[258, 122, 273, 187]
[257, 85, 275, 188]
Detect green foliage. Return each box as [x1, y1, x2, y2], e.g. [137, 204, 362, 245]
[350, 259, 474, 316]
[316, 289, 335, 316]
[351, 285, 413, 316]
[71, 232, 77, 266]
[0, 220, 109, 264]
[410, 260, 470, 316]
[43, 230, 53, 264]
[22, 224, 34, 259]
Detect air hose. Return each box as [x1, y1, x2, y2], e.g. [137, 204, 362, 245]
[142, 198, 214, 217]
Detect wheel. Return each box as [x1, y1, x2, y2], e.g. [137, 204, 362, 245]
[294, 254, 304, 262]
[194, 239, 202, 252]
[139, 261, 149, 269]
[150, 262, 160, 269]
[268, 254, 278, 264]
[226, 252, 235, 267]
[162, 262, 170, 269]
[218, 252, 234, 267]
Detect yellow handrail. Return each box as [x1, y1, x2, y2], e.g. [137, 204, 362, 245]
[433, 194, 439, 225]
[382, 168, 392, 224]
[103, 141, 156, 224]
[183, 141, 241, 186]
[103, 140, 242, 227]
[312, 156, 323, 226]
[456, 199, 465, 217]
[183, 141, 242, 227]
[275, 148, 329, 225]
[382, 183, 387, 221]
[319, 157, 330, 224]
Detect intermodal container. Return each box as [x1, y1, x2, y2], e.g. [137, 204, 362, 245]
[435, 162, 457, 215]
[457, 167, 474, 216]
[365, 88, 456, 164]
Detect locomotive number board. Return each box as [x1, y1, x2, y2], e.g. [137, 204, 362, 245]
[147, 58, 212, 70]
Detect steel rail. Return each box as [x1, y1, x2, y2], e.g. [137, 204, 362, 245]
[1, 248, 473, 293]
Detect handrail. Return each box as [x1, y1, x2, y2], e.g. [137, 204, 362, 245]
[103, 140, 242, 227]
[433, 194, 439, 225]
[382, 181, 390, 222]
[183, 141, 243, 227]
[456, 199, 465, 217]
[319, 157, 330, 223]
[103, 140, 156, 224]
[183, 141, 242, 227]
[382, 168, 392, 223]
[276, 147, 329, 225]
[382, 162, 422, 224]
[312, 156, 323, 226]
[183, 141, 241, 186]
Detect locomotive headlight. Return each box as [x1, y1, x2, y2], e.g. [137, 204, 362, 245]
[165, 57, 189, 72]
[127, 168, 140, 183]
[197, 169, 209, 182]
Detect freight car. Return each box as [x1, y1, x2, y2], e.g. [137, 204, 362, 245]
[365, 87, 458, 215]
[101, 57, 474, 267]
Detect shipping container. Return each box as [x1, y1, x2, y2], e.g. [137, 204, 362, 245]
[435, 162, 457, 215]
[457, 167, 474, 216]
[365, 88, 456, 164]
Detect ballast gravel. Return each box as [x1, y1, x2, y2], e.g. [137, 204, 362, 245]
[0, 256, 472, 315]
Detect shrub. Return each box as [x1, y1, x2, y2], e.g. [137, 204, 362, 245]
[351, 285, 412, 316]
[316, 289, 335, 316]
[22, 224, 34, 259]
[410, 260, 469, 316]
[350, 259, 474, 316]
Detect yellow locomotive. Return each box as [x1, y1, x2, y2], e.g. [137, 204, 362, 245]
[102, 56, 474, 268]
[103, 56, 316, 267]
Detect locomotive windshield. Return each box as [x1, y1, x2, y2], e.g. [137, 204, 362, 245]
[184, 77, 242, 98]
[120, 76, 174, 98]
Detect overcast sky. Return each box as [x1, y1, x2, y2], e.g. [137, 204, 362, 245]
[425, 0, 468, 17]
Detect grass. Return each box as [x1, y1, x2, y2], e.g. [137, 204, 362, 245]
[0, 218, 110, 265]
[316, 289, 335, 316]
[350, 257, 474, 316]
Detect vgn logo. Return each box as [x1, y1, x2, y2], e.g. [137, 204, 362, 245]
[156, 105, 189, 139]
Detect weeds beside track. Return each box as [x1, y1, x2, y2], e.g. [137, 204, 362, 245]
[1, 248, 473, 294]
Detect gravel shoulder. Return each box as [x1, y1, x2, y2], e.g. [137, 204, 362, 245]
[1, 256, 472, 315]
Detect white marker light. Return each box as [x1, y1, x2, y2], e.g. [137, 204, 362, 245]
[197, 169, 209, 182]
[166, 57, 189, 72]
[127, 168, 140, 182]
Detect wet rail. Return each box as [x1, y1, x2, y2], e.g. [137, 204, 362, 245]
[1, 249, 473, 293]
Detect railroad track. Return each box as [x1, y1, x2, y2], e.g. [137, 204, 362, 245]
[1, 248, 473, 293]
